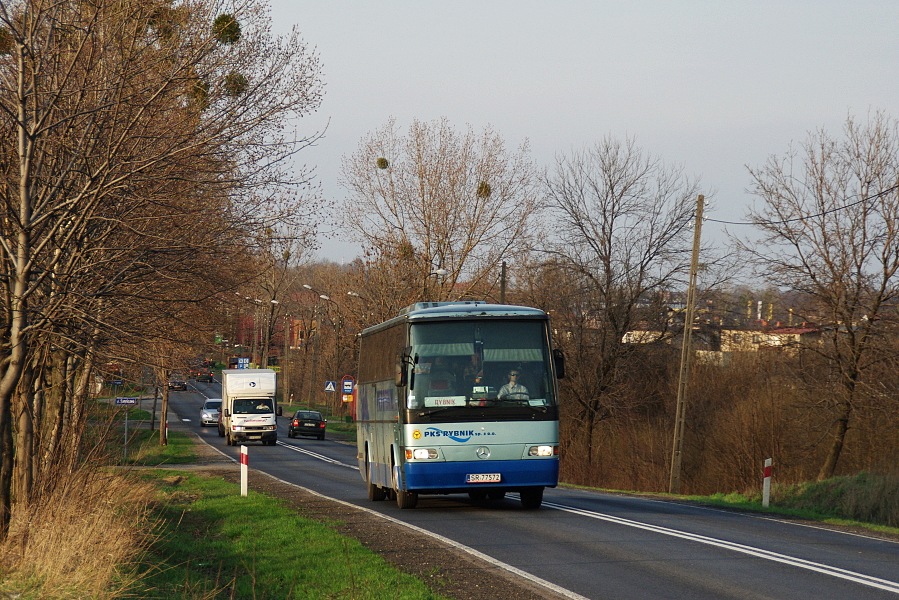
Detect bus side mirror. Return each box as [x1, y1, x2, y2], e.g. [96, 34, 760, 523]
[553, 348, 565, 379]
[396, 351, 418, 388]
[395, 355, 407, 387]
[393, 356, 406, 387]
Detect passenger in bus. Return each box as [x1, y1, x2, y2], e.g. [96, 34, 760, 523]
[497, 370, 529, 400]
[463, 354, 484, 388]
[427, 357, 456, 395]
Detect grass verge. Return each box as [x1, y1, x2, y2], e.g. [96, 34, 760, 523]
[134, 470, 445, 599]
[125, 428, 199, 465]
[681, 472, 899, 533]
[562, 472, 899, 536]
[0, 430, 444, 599]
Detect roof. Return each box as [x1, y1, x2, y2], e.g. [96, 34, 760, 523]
[362, 302, 549, 336]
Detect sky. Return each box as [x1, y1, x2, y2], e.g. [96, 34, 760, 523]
[267, 1, 899, 263]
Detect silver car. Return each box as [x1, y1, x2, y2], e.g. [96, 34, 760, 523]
[200, 398, 222, 427]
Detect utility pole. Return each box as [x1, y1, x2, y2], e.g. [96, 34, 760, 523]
[283, 314, 291, 404]
[669, 194, 704, 494]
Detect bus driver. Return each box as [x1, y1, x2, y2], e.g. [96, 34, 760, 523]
[497, 370, 528, 400]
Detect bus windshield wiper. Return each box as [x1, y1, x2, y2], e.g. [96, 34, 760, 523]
[416, 406, 466, 418]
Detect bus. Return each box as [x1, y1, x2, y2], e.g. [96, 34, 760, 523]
[355, 301, 564, 509]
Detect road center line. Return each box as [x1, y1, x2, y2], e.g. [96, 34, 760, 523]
[274, 441, 898, 594]
[542, 501, 899, 594]
[277, 441, 358, 469]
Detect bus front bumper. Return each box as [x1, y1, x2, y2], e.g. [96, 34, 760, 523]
[403, 458, 559, 492]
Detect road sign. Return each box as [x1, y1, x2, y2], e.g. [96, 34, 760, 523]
[324, 380, 337, 392]
[341, 376, 355, 394]
[115, 397, 139, 405]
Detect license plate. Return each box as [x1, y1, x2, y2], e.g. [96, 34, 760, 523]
[304, 423, 315, 427]
[467, 473, 501, 483]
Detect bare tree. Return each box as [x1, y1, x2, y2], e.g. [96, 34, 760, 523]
[743, 110, 899, 480]
[542, 135, 703, 464]
[0, 0, 323, 536]
[340, 117, 540, 309]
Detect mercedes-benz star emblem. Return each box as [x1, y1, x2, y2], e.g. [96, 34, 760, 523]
[476, 446, 490, 459]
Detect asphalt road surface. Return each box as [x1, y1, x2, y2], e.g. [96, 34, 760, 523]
[165, 381, 899, 600]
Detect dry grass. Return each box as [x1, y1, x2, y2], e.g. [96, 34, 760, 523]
[773, 472, 899, 528]
[0, 465, 160, 598]
[559, 350, 899, 497]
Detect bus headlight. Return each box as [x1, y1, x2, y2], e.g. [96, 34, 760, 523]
[406, 448, 438, 460]
[528, 445, 557, 457]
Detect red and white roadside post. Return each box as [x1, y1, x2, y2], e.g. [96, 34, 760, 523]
[240, 445, 249, 497]
[762, 458, 773, 507]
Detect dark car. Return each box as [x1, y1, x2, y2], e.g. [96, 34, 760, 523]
[287, 410, 326, 440]
[196, 370, 214, 383]
[168, 378, 187, 391]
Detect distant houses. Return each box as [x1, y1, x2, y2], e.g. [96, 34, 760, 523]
[719, 326, 820, 356]
[622, 317, 823, 361]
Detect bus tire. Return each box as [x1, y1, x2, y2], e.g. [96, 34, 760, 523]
[396, 488, 418, 509]
[368, 481, 386, 501]
[391, 454, 418, 508]
[520, 487, 544, 509]
[366, 453, 386, 501]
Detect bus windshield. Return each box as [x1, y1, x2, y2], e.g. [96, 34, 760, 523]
[407, 319, 556, 415]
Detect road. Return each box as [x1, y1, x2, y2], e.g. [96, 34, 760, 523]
[166, 381, 899, 600]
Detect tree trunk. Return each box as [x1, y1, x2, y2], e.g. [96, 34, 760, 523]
[817, 398, 852, 481]
[0, 396, 13, 539]
[14, 372, 35, 503]
[43, 350, 68, 475]
[159, 389, 169, 446]
[584, 413, 595, 466]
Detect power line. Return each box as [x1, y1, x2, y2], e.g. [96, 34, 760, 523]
[705, 183, 899, 226]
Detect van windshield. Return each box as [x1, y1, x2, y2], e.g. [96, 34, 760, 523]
[233, 398, 274, 414]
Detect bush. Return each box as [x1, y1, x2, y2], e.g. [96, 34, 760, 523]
[774, 472, 899, 527]
[0, 467, 159, 598]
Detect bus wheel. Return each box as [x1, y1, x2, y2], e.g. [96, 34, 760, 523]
[368, 481, 386, 501]
[520, 487, 544, 510]
[366, 454, 386, 501]
[396, 488, 418, 509]
[391, 459, 418, 509]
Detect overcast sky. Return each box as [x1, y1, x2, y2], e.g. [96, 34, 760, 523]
[268, 1, 899, 262]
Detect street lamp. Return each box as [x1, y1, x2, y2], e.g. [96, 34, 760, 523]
[247, 297, 263, 368]
[303, 285, 347, 415]
[318, 293, 344, 402]
[282, 312, 294, 404]
[260, 299, 279, 369]
[301, 285, 325, 410]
